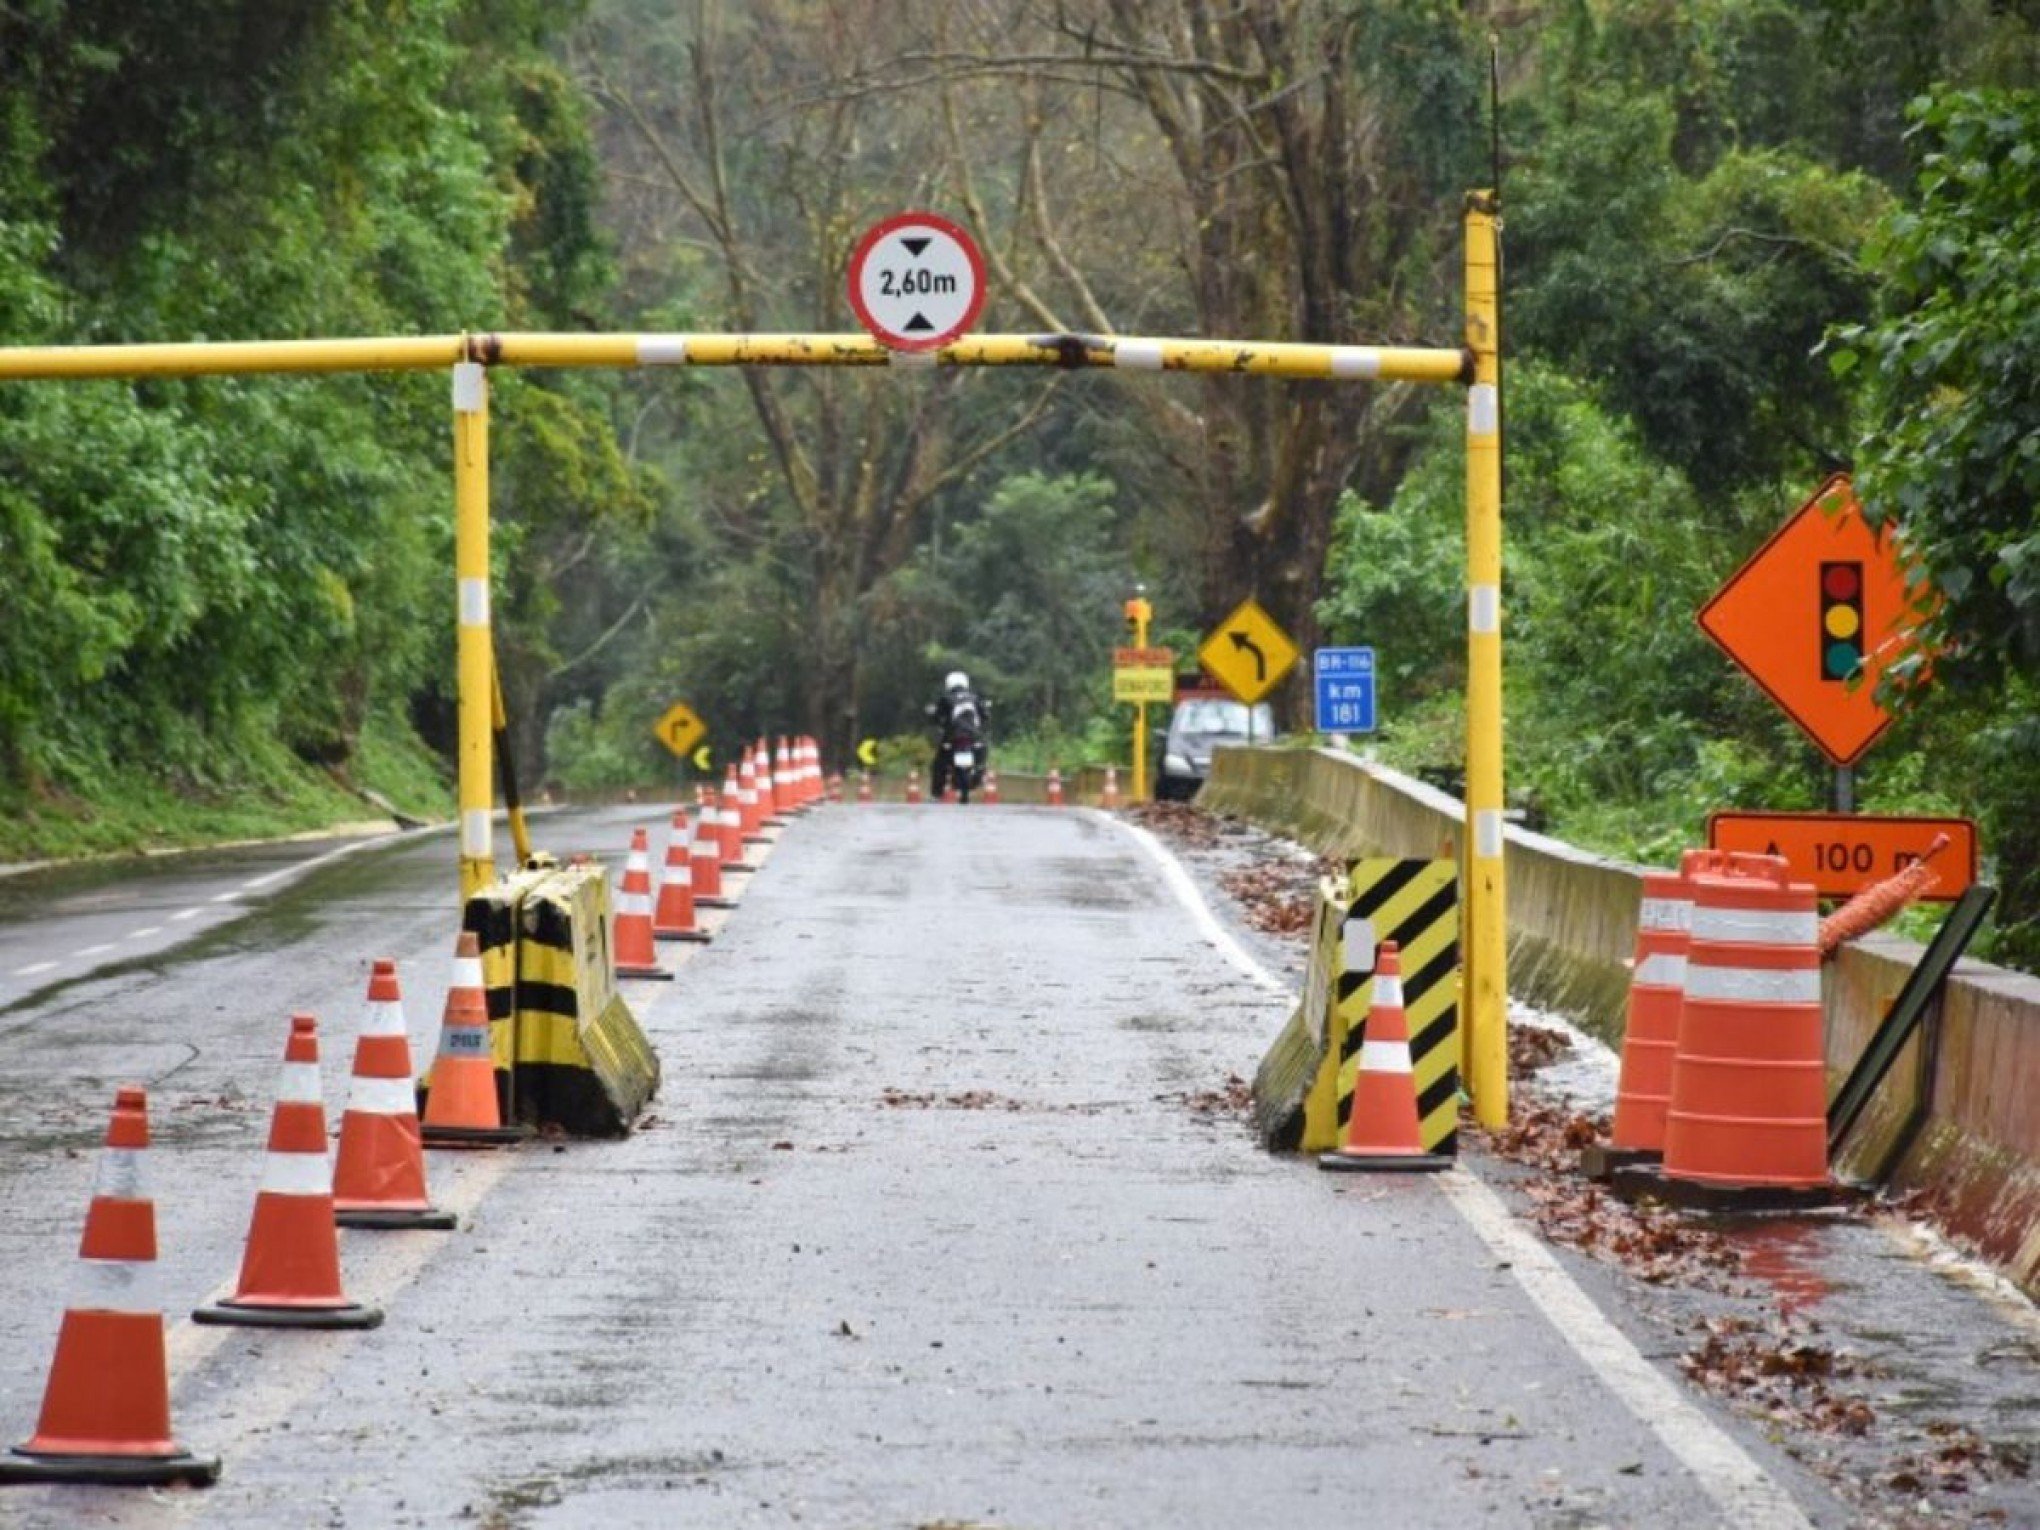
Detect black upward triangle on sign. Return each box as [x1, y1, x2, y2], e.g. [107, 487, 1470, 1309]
[904, 312, 934, 332]
[901, 237, 931, 257]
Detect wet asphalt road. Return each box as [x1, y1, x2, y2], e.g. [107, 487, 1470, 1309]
[0, 804, 2031, 1527]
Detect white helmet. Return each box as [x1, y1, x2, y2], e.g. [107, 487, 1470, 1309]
[945, 670, 969, 694]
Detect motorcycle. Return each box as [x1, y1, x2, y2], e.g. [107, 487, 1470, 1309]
[934, 704, 987, 804]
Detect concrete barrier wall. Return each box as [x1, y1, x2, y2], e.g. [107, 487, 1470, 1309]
[1203, 744, 2040, 1297]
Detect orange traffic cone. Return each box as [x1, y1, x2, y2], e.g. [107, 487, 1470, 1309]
[1586, 866, 1699, 1177]
[0, 1088, 220, 1487]
[654, 810, 711, 942]
[1662, 855, 1829, 1189]
[333, 961, 454, 1229]
[614, 827, 675, 980]
[693, 792, 737, 909]
[1318, 943, 1450, 1172]
[906, 772, 923, 805]
[194, 1016, 382, 1328]
[421, 931, 526, 1146]
[858, 770, 874, 804]
[827, 772, 844, 803]
[804, 739, 823, 804]
[764, 738, 790, 824]
[1101, 764, 1121, 810]
[984, 769, 1001, 805]
[1047, 767, 1065, 807]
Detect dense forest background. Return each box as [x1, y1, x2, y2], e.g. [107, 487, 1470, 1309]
[1, 0, 2036, 969]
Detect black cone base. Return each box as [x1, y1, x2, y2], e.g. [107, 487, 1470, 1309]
[1318, 1149, 1452, 1173]
[192, 1298, 383, 1330]
[335, 1205, 458, 1230]
[0, 1445, 221, 1487]
[421, 1122, 530, 1148]
[653, 929, 713, 944]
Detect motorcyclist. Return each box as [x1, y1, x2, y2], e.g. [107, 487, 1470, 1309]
[926, 670, 990, 797]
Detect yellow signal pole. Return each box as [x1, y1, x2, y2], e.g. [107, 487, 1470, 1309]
[1124, 593, 1153, 804]
[1463, 192, 1508, 1130]
[453, 361, 494, 902]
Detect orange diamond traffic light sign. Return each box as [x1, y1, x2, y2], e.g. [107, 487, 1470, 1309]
[1697, 474, 1924, 766]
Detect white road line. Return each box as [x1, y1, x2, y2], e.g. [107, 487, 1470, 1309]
[1129, 815, 1812, 1528]
[1109, 815, 1288, 995]
[210, 891, 240, 904]
[130, 926, 162, 940]
[12, 961, 56, 977]
[170, 908, 202, 922]
[74, 943, 114, 957]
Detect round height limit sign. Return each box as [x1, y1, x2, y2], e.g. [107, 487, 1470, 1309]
[846, 211, 986, 352]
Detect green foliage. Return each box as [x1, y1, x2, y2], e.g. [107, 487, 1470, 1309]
[1829, 86, 2040, 967]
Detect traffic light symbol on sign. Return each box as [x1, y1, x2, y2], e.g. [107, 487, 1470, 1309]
[1820, 560, 1864, 683]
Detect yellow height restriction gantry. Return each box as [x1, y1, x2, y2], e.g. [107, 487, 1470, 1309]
[0, 199, 1509, 1128]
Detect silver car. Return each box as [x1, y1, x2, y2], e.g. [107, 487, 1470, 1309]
[1155, 696, 1277, 800]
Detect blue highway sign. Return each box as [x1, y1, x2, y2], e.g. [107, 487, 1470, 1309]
[1314, 647, 1377, 733]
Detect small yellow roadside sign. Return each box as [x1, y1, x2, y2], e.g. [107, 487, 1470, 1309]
[1112, 645, 1176, 704]
[1198, 598, 1299, 704]
[856, 738, 879, 768]
[1113, 667, 1174, 703]
[653, 703, 707, 761]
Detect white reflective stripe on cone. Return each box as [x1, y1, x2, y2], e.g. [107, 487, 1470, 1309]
[345, 1075, 420, 1116]
[361, 1000, 407, 1038]
[94, 1148, 148, 1200]
[258, 1150, 333, 1196]
[452, 956, 484, 989]
[1635, 952, 1688, 987]
[1684, 964, 1822, 1004]
[1373, 975, 1405, 1009]
[275, 1061, 322, 1104]
[1691, 905, 1820, 946]
[1359, 1040, 1414, 1075]
[72, 1257, 163, 1314]
[618, 892, 652, 916]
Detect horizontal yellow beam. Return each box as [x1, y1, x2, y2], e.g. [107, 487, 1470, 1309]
[0, 332, 1470, 385]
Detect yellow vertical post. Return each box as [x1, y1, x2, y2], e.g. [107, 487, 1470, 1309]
[453, 360, 495, 902]
[1125, 593, 1153, 804]
[1463, 192, 1508, 1128]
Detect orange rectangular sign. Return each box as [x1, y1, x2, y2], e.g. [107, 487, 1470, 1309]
[1112, 646, 1176, 668]
[1706, 811, 1977, 902]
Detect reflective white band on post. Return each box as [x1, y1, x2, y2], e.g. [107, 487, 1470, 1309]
[636, 335, 689, 365]
[1342, 917, 1376, 973]
[452, 361, 485, 414]
[1468, 382, 1499, 437]
[259, 1150, 334, 1196]
[1635, 952, 1688, 987]
[345, 1075, 419, 1116]
[1684, 964, 1821, 1004]
[1115, 340, 1165, 371]
[1359, 1040, 1414, 1075]
[461, 811, 492, 858]
[1475, 809, 1505, 861]
[1469, 584, 1500, 634]
[1640, 896, 1693, 932]
[1330, 347, 1381, 380]
[73, 1258, 162, 1313]
[94, 1149, 148, 1201]
[1692, 906, 1820, 946]
[459, 577, 490, 627]
[275, 1061, 322, 1105]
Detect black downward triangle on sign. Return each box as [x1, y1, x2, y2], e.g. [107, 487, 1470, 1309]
[901, 237, 931, 257]
[904, 312, 934, 332]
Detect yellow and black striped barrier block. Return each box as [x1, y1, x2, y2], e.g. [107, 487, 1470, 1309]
[512, 864, 660, 1137]
[1249, 873, 1348, 1150]
[431, 863, 557, 1123]
[1304, 859, 1461, 1157]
